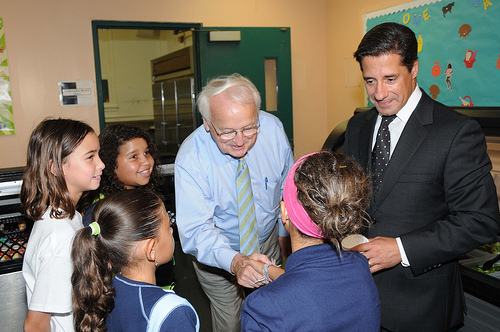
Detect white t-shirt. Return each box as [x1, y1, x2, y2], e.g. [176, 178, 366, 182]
[22, 207, 83, 332]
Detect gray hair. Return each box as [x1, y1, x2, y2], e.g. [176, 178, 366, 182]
[197, 73, 261, 121]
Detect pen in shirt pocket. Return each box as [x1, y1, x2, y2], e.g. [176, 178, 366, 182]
[265, 177, 268, 190]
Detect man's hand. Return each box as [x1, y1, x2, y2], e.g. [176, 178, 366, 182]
[279, 235, 292, 260]
[351, 236, 401, 273]
[230, 253, 272, 288]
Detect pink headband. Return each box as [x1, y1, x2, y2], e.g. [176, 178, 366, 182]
[283, 152, 325, 239]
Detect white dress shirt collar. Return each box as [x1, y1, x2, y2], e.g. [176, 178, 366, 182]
[394, 84, 422, 123]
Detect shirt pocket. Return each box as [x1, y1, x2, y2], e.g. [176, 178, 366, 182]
[253, 175, 281, 214]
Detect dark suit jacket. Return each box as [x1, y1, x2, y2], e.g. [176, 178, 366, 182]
[343, 90, 500, 332]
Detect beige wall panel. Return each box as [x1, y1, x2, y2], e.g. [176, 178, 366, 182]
[0, 0, 411, 168]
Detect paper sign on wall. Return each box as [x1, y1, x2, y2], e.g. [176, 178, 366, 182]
[58, 80, 95, 106]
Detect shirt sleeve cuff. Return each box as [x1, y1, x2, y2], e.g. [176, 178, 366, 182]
[219, 248, 239, 273]
[396, 237, 410, 267]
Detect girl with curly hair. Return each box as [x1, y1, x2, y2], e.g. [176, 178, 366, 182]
[81, 124, 160, 226]
[71, 189, 199, 332]
[241, 151, 381, 331]
[80, 124, 175, 289]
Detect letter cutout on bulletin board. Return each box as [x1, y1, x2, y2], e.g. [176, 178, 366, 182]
[363, 0, 500, 107]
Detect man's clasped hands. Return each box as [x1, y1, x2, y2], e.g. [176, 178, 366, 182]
[230, 253, 285, 288]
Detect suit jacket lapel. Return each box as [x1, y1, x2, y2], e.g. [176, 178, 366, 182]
[369, 90, 434, 214]
[359, 109, 378, 172]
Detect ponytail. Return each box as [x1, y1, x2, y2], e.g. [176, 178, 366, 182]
[71, 189, 164, 331]
[71, 226, 114, 332]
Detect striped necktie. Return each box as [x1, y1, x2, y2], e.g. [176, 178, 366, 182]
[237, 158, 259, 255]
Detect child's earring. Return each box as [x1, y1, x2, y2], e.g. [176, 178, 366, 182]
[152, 249, 158, 267]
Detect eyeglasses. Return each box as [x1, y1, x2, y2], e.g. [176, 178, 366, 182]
[209, 121, 260, 141]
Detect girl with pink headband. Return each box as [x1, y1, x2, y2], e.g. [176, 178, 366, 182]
[241, 151, 381, 331]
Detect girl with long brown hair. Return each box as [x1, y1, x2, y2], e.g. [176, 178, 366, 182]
[71, 189, 198, 332]
[22, 118, 104, 332]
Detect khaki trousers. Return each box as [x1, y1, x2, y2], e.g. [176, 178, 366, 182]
[192, 223, 281, 332]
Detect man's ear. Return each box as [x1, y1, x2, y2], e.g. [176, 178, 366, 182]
[280, 201, 291, 232]
[203, 118, 210, 132]
[411, 59, 419, 80]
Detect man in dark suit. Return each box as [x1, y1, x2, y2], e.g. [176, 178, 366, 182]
[344, 22, 500, 332]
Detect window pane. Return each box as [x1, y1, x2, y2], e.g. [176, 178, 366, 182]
[264, 59, 278, 112]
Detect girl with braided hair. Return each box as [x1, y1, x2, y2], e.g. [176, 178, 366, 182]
[71, 189, 198, 332]
[241, 151, 380, 331]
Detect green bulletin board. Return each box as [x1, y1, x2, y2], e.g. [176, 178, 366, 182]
[0, 17, 14, 135]
[364, 0, 500, 107]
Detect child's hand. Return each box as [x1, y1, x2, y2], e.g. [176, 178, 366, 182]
[247, 258, 265, 274]
[247, 255, 285, 283]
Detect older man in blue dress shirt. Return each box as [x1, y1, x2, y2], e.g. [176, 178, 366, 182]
[175, 73, 294, 332]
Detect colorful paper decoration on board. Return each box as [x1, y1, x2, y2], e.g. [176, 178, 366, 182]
[0, 18, 14, 135]
[365, 0, 500, 107]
